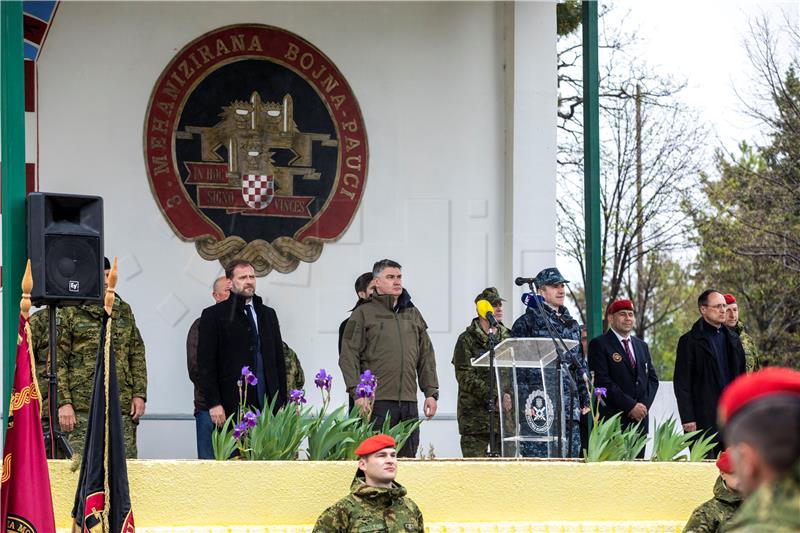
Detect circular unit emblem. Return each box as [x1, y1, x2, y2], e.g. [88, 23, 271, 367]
[144, 24, 368, 275]
[524, 389, 554, 435]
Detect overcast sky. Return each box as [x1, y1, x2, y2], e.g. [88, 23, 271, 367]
[555, 0, 799, 308]
[610, 0, 799, 153]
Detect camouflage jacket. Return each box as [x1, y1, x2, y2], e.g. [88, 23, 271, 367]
[452, 318, 511, 435]
[510, 304, 590, 412]
[283, 342, 305, 394]
[722, 459, 800, 533]
[683, 475, 741, 533]
[56, 296, 147, 411]
[313, 478, 424, 532]
[732, 322, 759, 372]
[29, 308, 56, 414]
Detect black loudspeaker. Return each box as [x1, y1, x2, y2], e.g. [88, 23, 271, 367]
[27, 192, 104, 306]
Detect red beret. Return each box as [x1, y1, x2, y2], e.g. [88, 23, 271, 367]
[723, 293, 736, 305]
[716, 449, 733, 474]
[718, 367, 800, 426]
[355, 434, 396, 457]
[607, 299, 634, 315]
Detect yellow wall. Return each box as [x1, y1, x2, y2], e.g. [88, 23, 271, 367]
[49, 459, 717, 532]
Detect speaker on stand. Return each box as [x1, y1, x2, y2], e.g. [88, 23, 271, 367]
[27, 192, 104, 459]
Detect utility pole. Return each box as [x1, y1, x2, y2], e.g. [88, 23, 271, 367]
[635, 84, 645, 338]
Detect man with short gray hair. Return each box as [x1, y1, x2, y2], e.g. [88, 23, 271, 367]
[339, 259, 439, 457]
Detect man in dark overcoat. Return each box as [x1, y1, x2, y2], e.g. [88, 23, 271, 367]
[588, 299, 659, 455]
[197, 259, 288, 427]
[674, 289, 745, 455]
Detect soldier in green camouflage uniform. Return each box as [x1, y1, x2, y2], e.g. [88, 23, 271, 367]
[721, 459, 800, 532]
[716, 368, 800, 533]
[732, 322, 758, 373]
[683, 475, 741, 533]
[283, 342, 304, 394]
[313, 478, 423, 533]
[452, 287, 511, 457]
[723, 295, 759, 372]
[57, 295, 147, 459]
[314, 434, 424, 532]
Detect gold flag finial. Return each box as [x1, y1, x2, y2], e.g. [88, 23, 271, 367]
[21, 259, 33, 319]
[104, 257, 118, 314]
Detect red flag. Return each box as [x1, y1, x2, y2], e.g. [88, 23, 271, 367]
[1, 315, 56, 532]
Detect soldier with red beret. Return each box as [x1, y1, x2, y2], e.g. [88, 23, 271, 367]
[313, 434, 424, 532]
[721, 294, 760, 372]
[717, 368, 800, 532]
[587, 299, 659, 452]
[683, 449, 742, 533]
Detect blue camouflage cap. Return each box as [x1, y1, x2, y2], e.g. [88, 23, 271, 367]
[534, 267, 570, 287]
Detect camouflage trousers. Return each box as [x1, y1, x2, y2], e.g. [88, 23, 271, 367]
[41, 411, 139, 459]
[460, 433, 501, 458]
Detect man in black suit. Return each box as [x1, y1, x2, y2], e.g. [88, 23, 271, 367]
[674, 289, 746, 455]
[588, 299, 659, 450]
[197, 259, 288, 427]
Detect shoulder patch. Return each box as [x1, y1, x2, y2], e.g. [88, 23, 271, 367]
[344, 319, 358, 340]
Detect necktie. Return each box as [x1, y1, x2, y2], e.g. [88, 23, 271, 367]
[244, 305, 266, 407]
[622, 338, 636, 369]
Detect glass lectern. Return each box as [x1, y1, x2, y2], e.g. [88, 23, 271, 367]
[472, 337, 579, 458]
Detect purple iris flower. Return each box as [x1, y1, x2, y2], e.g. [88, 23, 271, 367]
[314, 369, 332, 391]
[289, 389, 307, 405]
[246, 373, 258, 386]
[243, 410, 260, 428]
[232, 421, 249, 440]
[241, 366, 251, 377]
[356, 382, 374, 399]
[594, 387, 607, 399]
[359, 370, 377, 388]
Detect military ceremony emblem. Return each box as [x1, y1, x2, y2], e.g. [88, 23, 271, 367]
[525, 389, 554, 435]
[143, 24, 368, 275]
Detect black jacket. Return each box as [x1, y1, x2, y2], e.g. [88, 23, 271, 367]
[196, 293, 287, 418]
[674, 318, 746, 439]
[588, 329, 659, 432]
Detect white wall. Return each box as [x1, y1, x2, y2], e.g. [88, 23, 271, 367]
[35, 1, 558, 458]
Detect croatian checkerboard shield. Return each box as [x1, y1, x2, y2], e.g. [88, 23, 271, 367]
[242, 174, 274, 209]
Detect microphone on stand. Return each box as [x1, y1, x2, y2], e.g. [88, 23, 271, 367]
[515, 277, 537, 287]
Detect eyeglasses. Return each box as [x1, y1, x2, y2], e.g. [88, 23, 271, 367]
[702, 304, 727, 310]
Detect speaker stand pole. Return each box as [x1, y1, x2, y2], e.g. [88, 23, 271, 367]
[47, 305, 72, 459]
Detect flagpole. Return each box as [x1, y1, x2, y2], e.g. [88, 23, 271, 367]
[102, 257, 118, 531]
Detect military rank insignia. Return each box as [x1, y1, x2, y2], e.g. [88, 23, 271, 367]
[144, 24, 368, 275]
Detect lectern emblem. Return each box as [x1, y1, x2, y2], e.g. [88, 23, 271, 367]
[143, 24, 368, 276]
[525, 389, 554, 434]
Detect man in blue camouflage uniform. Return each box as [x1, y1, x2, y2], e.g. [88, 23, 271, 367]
[511, 267, 590, 458]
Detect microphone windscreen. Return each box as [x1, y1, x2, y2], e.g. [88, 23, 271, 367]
[521, 292, 544, 307]
[476, 299, 494, 319]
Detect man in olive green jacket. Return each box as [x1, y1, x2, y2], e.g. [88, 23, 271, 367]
[339, 259, 439, 457]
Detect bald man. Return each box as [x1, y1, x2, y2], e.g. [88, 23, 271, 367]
[187, 276, 231, 458]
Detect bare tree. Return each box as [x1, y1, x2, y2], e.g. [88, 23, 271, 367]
[555, 8, 708, 339]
